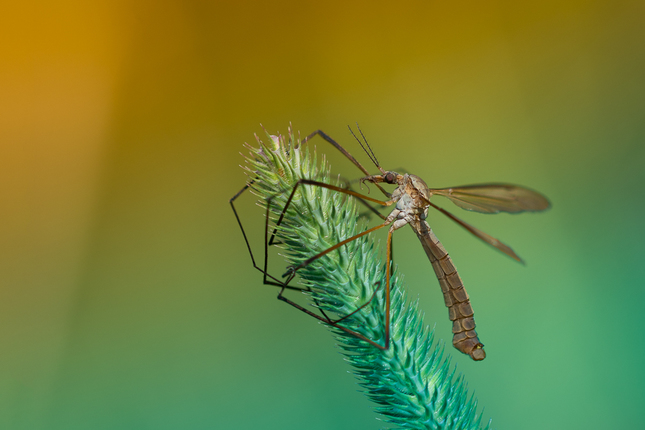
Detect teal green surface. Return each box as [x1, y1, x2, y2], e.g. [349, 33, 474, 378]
[2, 1, 644, 429]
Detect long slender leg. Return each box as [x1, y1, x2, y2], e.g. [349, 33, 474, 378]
[266, 178, 396, 349]
[230, 163, 393, 310]
[299, 130, 391, 198]
[281, 222, 390, 283]
[231, 181, 350, 332]
[230, 181, 308, 292]
[383, 228, 394, 350]
[232, 128, 392, 289]
[267, 178, 390, 330]
[269, 178, 392, 247]
[231, 177, 393, 345]
[232, 128, 389, 283]
[337, 175, 387, 221]
[231, 129, 396, 348]
[269, 178, 395, 300]
[268, 187, 393, 349]
[272, 210, 393, 350]
[334, 177, 398, 263]
[276, 282, 386, 349]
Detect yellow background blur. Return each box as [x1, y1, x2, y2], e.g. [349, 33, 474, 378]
[2, 1, 644, 429]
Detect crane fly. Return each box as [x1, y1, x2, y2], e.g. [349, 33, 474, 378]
[230, 127, 550, 361]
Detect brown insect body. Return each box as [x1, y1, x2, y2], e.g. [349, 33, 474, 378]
[367, 173, 485, 360]
[232, 128, 550, 362]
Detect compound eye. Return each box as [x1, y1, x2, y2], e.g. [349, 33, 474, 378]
[385, 172, 396, 183]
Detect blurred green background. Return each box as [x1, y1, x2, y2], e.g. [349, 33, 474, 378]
[2, 1, 644, 429]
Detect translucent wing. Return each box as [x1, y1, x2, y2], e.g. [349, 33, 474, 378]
[429, 183, 551, 214]
[427, 202, 524, 263]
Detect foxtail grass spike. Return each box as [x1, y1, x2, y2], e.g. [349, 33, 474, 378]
[242, 126, 491, 429]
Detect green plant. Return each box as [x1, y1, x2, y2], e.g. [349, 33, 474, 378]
[241, 126, 490, 430]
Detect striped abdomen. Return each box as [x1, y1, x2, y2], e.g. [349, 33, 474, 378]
[414, 220, 486, 361]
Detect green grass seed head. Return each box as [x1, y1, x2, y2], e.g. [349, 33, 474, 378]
[243, 126, 490, 430]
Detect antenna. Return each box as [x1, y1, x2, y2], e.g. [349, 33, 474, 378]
[348, 124, 382, 172]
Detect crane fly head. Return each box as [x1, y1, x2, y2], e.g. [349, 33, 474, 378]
[359, 171, 404, 188]
[383, 171, 399, 184]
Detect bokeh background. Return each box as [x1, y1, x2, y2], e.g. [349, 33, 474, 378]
[2, 1, 644, 429]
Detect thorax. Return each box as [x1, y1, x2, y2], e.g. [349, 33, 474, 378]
[392, 174, 431, 216]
